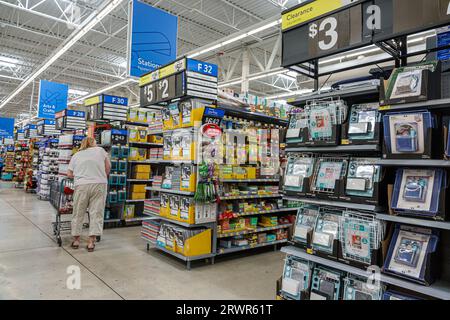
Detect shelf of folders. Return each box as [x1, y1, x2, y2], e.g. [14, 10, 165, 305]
[278, 61, 450, 300]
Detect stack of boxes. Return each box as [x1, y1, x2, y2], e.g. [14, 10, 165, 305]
[108, 145, 128, 205]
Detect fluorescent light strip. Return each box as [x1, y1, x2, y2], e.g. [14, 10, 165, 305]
[0, 0, 123, 110]
[188, 19, 281, 59]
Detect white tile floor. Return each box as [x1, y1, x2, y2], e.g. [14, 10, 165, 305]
[0, 183, 284, 300]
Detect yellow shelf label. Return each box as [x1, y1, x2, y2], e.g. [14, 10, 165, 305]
[341, 139, 350, 145]
[379, 105, 391, 111]
[306, 248, 313, 255]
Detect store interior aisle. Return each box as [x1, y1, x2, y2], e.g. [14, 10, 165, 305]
[0, 184, 283, 300]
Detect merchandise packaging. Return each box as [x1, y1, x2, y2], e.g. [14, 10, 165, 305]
[391, 168, 446, 219]
[169, 195, 180, 220]
[169, 103, 181, 129]
[181, 164, 196, 192]
[347, 103, 380, 144]
[381, 61, 441, 105]
[311, 208, 342, 255]
[284, 155, 315, 194]
[343, 276, 383, 300]
[163, 133, 172, 160]
[281, 256, 312, 300]
[293, 205, 319, 245]
[383, 224, 439, 285]
[339, 211, 385, 266]
[310, 266, 343, 300]
[382, 290, 420, 300]
[383, 110, 434, 158]
[179, 197, 195, 224]
[344, 158, 381, 199]
[312, 158, 348, 194]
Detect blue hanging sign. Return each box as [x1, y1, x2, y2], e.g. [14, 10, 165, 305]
[127, 0, 178, 78]
[38, 80, 69, 119]
[0, 117, 15, 139]
[103, 95, 128, 106]
[187, 59, 218, 78]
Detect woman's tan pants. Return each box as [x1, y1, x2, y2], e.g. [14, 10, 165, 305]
[71, 183, 107, 237]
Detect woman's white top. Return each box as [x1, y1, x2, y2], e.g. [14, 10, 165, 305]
[68, 147, 109, 186]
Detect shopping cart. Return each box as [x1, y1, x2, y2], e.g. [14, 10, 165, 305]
[49, 178, 102, 246]
[50, 178, 74, 246]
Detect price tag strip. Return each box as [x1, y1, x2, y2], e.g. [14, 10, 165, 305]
[282, 0, 450, 68]
[140, 58, 218, 107]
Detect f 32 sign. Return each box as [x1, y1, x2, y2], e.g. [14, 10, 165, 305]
[282, 0, 450, 67]
[38, 80, 69, 119]
[127, 0, 178, 78]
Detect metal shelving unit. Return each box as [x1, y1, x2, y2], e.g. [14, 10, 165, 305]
[220, 178, 280, 183]
[375, 159, 450, 168]
[283, 196, 383, 212]
[128, 142, 163, 147]
[281, 246, 450, 300]
[219, 194, 283, 200]
[217, 239, 287, 255]
[219, 207, 298, 219]
[286, 145, 380, 153]
[376, 214, 450, 231]
[379, 97, 450, 112]
[143, 212, 215, 228]
[145, 186, 195, 196]
[217, 224, 292, 238]
[127, 179, 154, 182]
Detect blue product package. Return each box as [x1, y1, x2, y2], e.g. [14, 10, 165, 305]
[383, 224, 439, 284]
[391, 168, 444, 217]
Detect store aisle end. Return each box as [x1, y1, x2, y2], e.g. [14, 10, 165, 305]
[0, 185, 283, 300]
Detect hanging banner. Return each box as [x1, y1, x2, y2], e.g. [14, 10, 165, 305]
[127, 0, 178, 78]
[38, 80, 69, 119]
[0, 117, 15, 139]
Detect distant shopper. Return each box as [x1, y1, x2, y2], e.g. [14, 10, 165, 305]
[67, 137, 110, 252]
[0, 154, 4, 180]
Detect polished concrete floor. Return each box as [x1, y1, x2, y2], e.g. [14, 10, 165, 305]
[0, 183, 284, 300]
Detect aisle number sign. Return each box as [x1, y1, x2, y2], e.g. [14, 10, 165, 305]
[282, 0, 450, 67]
[139, 58, 218, 107]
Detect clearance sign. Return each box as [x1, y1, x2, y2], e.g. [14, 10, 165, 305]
[281, 0, 353, 31]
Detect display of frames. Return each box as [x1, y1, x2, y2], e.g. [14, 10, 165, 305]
[311, 158, 348, 194]
[347, 103, 380, 144]
[383, 224, 439, 285]
[383, 110, 434, 158]
[293, 205, 320, 245]
[339, 211, 386, 266]
[281, 256, 312, 300]
[310, 266, 343, 300]
[345, 159, 381, 199]
[311, 208, 342, 255]
[343, 275, 384, 300]
[284, 154, 315, 194]
[391, 168, 446, 219]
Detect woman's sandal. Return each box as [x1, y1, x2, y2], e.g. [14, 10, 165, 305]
[71, 241, 80, 249]
[87, 243, 95, 252]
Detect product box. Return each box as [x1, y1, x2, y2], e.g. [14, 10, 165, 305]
[160, 194, 169, 217]
[131, 184, 147, 193]
[169, 195, 180, 220]
[134, 172, 151, 180]
[123, 205, 135, 219]
[179, 197, 195, 224]
[135, 164, 151, 173]
[131, 192, 146, 200]
[180, 164, 196, 192]
[129, 147, 147, 161]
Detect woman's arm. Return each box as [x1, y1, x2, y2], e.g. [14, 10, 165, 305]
[105, 156, 111, 176]
[67, 170, 74, 179]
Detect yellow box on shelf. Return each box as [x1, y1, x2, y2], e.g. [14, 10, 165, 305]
[180, 229, 212, 257]
[160, 194, 169, 217]
[134, 164, 151, 173]
[134, 172, 151, 180]
[131, 192, 146, 200]
[129, 147, 147, 161]
[131, 184, 147, 193]
[169, 195, 180, 221]
[180, 164, 196, 192]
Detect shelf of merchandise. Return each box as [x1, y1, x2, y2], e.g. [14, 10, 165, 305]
[143, 212, 215, 228]
[219, 194, 283, 200]
[127, 179, 154, 182]
[126, 199, 155, 203]
[217, 224, 292, 238]
[128, 159, 194, 165]
[285, 145, 380, 153]
[147, 243, 215, 263]
[125, 216, 152, 223]
[379, 97, 450, 112]
[281, 246, 450, 300]
[145, 186, 195, 196]
[216, 102, 289, 126]
[376, 214, 450, 231]
[124, 121, 149, 127]
[375, 159, 450, 167]
[128, 142, 163, 147]
[290, 85, 380, 106]
[217, 239, 288, 255]
[283, 196, 383, 212]
[220, 178, 280, 183]
[219, 207, 299, 220]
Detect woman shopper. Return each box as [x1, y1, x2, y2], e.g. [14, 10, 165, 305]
[67, 137, 110, 252]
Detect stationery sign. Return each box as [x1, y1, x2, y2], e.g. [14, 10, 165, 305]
[0, 117, 15, 139]
[127, 0, 178, 78]
[37, 80, 69, 119]
[282, 0, 450, 67]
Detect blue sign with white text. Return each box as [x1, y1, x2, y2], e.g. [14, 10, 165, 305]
[0, 117, 15, 139]
[103, 95, 128, 106]
[66, 110, 85, 118]
[187, 59, 218, 78]
[128, 0, 178, 77]
[38, 80, 69, 119]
